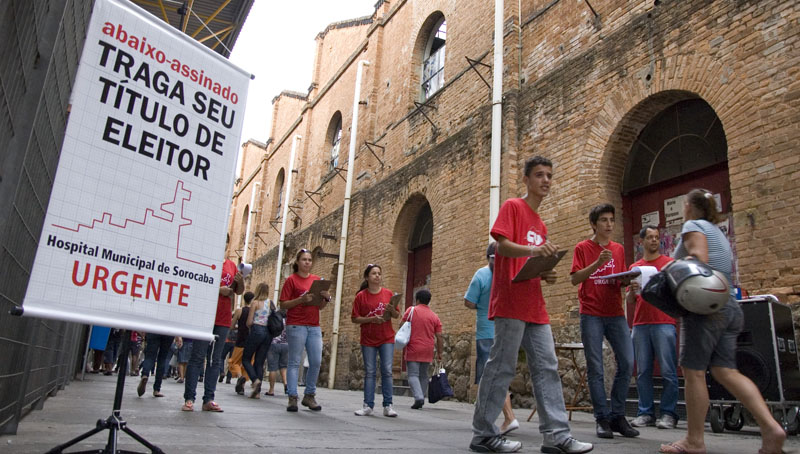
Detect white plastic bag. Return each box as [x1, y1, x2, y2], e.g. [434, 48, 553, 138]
[394, 307, 415, 348]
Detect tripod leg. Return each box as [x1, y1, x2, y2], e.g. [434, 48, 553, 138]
[121, 426, 165, 454]
[104, 419, 118, 454]
[45, 419, 108, 453]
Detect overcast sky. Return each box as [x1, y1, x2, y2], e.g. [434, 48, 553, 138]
[229, 1, 373, 148]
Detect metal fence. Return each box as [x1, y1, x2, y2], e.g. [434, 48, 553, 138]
[0, 0, 93, 435]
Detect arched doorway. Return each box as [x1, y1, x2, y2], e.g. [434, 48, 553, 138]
[621, 97, 734, 377]
[405, 202, 433, 310]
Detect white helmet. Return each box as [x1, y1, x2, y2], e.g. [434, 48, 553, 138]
[665, 258, 730, 314]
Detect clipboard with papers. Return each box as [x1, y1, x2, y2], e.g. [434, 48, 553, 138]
[512, 250, 568, 283]
[382, 293, 403, 320]
[302, 279, 333, 306]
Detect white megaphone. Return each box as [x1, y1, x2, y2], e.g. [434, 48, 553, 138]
[238, 262, 252, 277]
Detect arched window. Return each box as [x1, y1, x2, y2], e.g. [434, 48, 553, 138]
[421, 15, 446, 100]
[327, 112, 343, 170]
[240, 204, 249, 246]
[271, 169, 285, 219]
[623, 98, 727, 193]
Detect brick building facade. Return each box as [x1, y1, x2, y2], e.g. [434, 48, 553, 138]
[227, 0, 799, 403]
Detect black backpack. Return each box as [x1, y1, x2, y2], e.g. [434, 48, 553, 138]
[266, 301, 284, 337]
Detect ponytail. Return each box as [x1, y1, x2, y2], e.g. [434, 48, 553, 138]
[686, 189, 724, 224]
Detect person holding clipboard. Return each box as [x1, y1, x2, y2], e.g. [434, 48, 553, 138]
[469, 156, 592, 454]
[279, 249, 331, 412]
[569, 203, 637, 440]
[351, 264, 401, 417]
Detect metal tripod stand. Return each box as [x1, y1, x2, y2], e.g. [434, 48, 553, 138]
[46, 329, 164, 454]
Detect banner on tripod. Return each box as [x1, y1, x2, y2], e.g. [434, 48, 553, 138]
[21, 0, 251, 340]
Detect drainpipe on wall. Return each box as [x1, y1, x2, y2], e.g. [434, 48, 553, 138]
[489, 0, 504, 231]
[329, 60, 369, 389]
[240, 181, 260, 308]
[273, 135, 301, 305]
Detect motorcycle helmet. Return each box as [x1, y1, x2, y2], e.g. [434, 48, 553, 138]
[664, 257, 730, 314]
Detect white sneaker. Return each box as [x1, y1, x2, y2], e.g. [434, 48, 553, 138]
[354, 404, 373, 416]
[383, 404, 398, 417]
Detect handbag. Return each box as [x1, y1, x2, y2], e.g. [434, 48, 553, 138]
[428, 363, 454, 404]
[267, 301, 285, 337]
[394, 307, 414, 349]
[641, 269, 689, 319]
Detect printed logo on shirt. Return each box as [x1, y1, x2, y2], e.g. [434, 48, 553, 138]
[367, 302, 388, 318]
[526, 229, 544, 246]
[589, 259, 616, 285]
[221, 272, 233, 287]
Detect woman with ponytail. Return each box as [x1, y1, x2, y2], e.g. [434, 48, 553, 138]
[660, 189, 785, 454]
[279, 249, 330, 412]
[242, 282, 272, 398]
[351, 264, 400, 417]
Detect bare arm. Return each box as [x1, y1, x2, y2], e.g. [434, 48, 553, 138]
[232, 272, 244, 295]
[230, 308, 241, 330]
[246, 301, 261, 328]
[625, 282, 638, 306]
[464, 299, 477, 310]
[317, 290, 331, 311]
[435, 332, 443, 362]
[279, 292, 313, 311]
[570, 248, 612, 286]
[682, 231, 709, 263]
[351, 315, 384, 324]
[496, 235, 558, 258]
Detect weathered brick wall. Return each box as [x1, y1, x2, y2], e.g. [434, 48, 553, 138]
[229, 0, 800, 401]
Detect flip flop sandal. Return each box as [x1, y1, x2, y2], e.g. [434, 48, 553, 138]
[202, 401, 224, 412]
[181, 400, 194, 411]
[264, 391, 275, 396]
[659, 442, 706, 454]
[153, 391, 165, 398]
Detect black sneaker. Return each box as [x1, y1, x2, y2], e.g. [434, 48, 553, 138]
[235, 376, 246, 395]
[136, 376, 148, 397]
[411, 399, 424, 409]
[469, 436, 522, 453]
[595, 419, 613, 439]
[609, 415, 639, 438]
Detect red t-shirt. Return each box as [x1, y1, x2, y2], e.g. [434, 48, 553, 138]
[351, 287, 396, 347]
[402, 304, 442, 363]
[489, 198, 550, 324]
[279, 273, 322, 326]
[630, 255, 675, 325]
[215, 259, 237, 327]
[570, 239, 626, 316]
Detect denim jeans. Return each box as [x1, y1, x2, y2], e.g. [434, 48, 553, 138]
[406, 361, 429, 401]
[184, 325, 229, 404]
[286, 325, 322, 397]
[580, 314, 634, 421]
[474, 338, 493, 384]
[362, 343, 394, 408]
[472, 318, 571, 446]
[242, 325, 273, 383]
[632, 324, 679, 419]
[141, 333, 174, 391]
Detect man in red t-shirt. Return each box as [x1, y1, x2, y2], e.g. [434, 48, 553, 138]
[181, 258, 243, 412]
[626, 225, 678, 430]
[470, 156, 592, 454]
[570, 204, 637, 439]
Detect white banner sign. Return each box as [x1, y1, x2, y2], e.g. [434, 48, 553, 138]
[641, 211, 659, 227]
[664, 195, 685, 227]
[22, 0, 251, 340]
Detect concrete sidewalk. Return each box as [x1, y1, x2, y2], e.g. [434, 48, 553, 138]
[2, 373, 798, 453]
